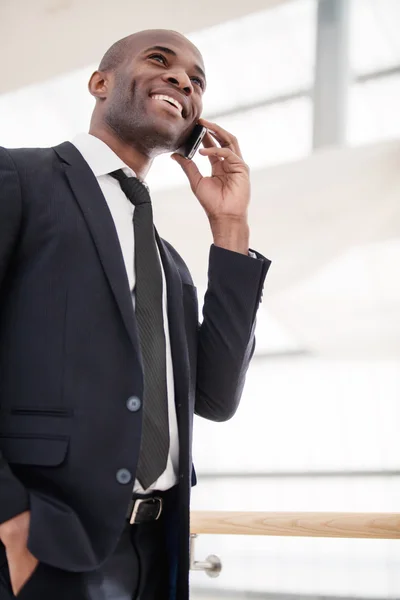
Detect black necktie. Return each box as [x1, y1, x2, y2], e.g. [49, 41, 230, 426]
[111, 170, 169, 490]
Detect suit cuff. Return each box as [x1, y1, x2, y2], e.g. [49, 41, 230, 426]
[209, 245, 271, 315]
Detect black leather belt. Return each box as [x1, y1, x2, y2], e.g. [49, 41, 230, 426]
[126, 496, 163, 525]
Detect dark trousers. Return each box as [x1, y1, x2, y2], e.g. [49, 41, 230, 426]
[0, 516, 169, 600]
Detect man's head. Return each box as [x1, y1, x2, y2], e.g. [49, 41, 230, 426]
[89, 29, 206, 158]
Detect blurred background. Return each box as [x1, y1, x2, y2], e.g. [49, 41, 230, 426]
[1, 0, 400, 598]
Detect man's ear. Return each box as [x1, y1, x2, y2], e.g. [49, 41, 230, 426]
[88, 71, 110, 100]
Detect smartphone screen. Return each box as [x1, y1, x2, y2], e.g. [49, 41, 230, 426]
[175, 123, 207, 160]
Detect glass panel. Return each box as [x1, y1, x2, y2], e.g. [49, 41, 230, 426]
[0, 65, 94, 148]
[190, 0, 316, 117]
[190, 534, 400, 597]
[193, 357, 400, 474]
[351, 0, 400, 75]
[348, 75, 400, 146]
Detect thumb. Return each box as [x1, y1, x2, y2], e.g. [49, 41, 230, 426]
[171, 153, 202, 193]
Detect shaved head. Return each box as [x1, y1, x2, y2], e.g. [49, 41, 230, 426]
[99, 29, 200, 73]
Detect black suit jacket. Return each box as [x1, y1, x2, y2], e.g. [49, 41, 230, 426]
[0, 141, 270, 599]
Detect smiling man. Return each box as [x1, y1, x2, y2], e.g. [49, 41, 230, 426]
[0, 29, 270, 600]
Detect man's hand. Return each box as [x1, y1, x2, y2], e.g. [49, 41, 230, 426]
[0, 511, 39, 596]
[171, 118, 250, 255]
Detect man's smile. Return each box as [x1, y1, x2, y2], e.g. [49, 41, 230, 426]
[150, 94, 183, 116]
[148, 87, 189, 118]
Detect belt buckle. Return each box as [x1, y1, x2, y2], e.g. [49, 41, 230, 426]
[129, 497, 163, 525]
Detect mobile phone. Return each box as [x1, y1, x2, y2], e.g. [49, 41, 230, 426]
[175, 123, 207, 160]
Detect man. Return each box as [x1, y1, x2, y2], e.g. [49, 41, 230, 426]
[0, 29, 270, 600]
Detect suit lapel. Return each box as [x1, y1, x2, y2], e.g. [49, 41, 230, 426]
[156, 233, 190, 428]
[53, 142, 141, 354]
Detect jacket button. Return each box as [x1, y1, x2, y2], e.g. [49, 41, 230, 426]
[126, 396, 141, 412]
[116, 469, 132, 484]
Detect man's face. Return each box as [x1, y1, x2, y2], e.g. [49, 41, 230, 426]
[103, 31, 206, 156]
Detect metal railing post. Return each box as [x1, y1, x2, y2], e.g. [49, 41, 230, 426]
[189, 533, 222, 578]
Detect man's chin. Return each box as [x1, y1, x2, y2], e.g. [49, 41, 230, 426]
[143, 121, 187, 154]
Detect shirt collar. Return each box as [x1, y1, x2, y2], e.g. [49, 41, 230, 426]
[71, 132, 137, 179]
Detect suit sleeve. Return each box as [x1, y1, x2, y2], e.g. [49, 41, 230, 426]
[0, 148, 30, 525]
[195, 244, 271, 422]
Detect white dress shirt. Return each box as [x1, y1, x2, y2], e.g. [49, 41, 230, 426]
[72, 133, 179, 493]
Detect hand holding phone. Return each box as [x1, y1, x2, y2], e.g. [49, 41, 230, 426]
[171, 117, 250, 228]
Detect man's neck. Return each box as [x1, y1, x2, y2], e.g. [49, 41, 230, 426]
[88, 126, 153, 181]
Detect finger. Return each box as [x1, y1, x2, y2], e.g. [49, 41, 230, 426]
[207, 128, 243, 161]
[202, 131, 217, 147]
[171, 153, 202, 193]
[199, 147, 248, 173]
[198, 118, 243, 159]
[201, 132, 220, 166]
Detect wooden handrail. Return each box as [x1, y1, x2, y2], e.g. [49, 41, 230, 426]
[190, 511, 400, 539]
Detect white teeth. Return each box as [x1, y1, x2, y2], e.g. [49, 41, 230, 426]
[151, 94, 183, 115]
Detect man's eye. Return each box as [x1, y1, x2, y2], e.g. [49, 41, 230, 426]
[149, 54, 167, 65]
[191, 77, 205, 90]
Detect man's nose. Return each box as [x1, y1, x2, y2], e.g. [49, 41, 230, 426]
[162, 71, 193, 95]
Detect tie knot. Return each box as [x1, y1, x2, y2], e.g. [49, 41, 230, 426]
[110, 169, 151, 206]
